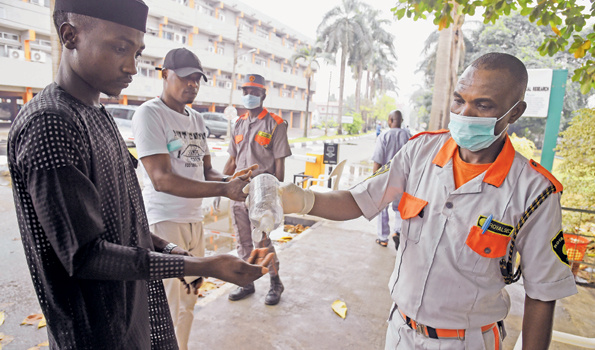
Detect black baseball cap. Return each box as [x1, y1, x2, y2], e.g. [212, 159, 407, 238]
[156, 48, 208, 82]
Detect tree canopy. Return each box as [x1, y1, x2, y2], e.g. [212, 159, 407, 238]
[392, 0, 595, 93]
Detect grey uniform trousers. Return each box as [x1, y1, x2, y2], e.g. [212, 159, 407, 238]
[231, 200, 280, 277]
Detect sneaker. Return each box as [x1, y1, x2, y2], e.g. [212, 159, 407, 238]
[228, 283, 255, 301]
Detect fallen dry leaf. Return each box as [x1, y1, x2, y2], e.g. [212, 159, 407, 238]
[0, 333, 14, 347]
[37, 316, 47, 329]
[21, 313, 43, 325]
[0, 311, 5, 326]
[38, 341, 49, 346]
[332, 300, 347, 319]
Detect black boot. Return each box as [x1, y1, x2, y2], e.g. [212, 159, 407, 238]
[228, 282, 255, 301]
[264, 276, 284, 305]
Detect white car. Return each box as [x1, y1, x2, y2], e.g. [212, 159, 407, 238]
[104, 104, 138, 147]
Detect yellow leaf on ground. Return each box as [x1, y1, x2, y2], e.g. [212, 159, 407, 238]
[38, 341, 49, 346]
[0, 311, 5, 326]
[0, 333, 14, 347]
[21, 313, 43, 325]
[37, 316, 47, 329]
[26, 347, 40, 350]
[279, 236, 293, 241]
[332, 300, 347, 319]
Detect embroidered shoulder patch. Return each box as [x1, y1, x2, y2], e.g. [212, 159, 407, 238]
[551, 230, 570, 266]
[476, 215, 514, 237]
[365, 161, 391, 181]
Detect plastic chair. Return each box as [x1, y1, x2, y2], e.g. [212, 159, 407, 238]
[305, 159, 347, 192]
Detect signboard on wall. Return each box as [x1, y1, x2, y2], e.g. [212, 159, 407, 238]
[524, 69, 553, 118]
[341, 116, 354, 124]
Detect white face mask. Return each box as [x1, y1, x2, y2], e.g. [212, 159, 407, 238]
[448, 100, 520, 152]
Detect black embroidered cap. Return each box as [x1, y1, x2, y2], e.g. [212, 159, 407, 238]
[55, 0, 149, 33]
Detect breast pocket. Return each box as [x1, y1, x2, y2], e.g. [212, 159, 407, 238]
[254, 131, 272, 147]
[457, 217, 512, 275]
[397, 192, 428, 243]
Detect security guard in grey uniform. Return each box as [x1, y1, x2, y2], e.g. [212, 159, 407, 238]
[223, 74, 292, 305]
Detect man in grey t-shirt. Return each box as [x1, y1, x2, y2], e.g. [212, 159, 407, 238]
[372, 110, 410, 249]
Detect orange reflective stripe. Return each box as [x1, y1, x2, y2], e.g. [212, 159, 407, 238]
[410, 129, 449, 140]
[528, 159, 563, 193]
[493, 324, 500, 349]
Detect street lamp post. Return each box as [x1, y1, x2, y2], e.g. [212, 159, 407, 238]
[226, 25, 256, 140]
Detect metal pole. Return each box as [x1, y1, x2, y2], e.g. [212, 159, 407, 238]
[325, 71, 332, 136]
[227, 25, 240, 141]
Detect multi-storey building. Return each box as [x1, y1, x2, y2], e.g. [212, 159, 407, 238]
[0, 0, 316, 128]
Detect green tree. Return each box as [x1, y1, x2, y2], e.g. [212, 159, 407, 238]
[555, 108, 595, 209]
[318, 0, 372, 135]
[392, 0, 595, 94]
[371, 94, 397, 124]
[291, 44, 334, 138]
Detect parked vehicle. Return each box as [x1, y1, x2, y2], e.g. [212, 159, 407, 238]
[104, 104, 138, 147]
[202, 112, 228, 138]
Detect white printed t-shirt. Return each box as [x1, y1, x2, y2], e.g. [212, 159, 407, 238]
[132, 98, 209, 225]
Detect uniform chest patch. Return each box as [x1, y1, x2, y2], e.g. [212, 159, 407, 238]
[257, 131, 272, 139]
[551, 230, 570, 266]
[476, 215, 514, 237]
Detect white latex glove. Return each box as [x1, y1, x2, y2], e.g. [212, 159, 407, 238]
[279, 183, 315, 214]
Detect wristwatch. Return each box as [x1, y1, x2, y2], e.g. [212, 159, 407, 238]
[222, 176, 231, 182]
[162, 242, 178, 254]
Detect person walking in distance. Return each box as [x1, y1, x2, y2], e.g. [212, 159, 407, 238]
[224, 74, 292, 305]
[372, 110, 411, 249]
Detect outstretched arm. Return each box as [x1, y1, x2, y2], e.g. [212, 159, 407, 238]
[140, 153, 248, 201]
[280, 183, 363, 221]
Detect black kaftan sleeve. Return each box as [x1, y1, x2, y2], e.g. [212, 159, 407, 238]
[13, 113, 184, 280]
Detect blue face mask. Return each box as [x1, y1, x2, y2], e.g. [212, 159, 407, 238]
[448, 101, 520, 152]
[242, 94, 262, 109]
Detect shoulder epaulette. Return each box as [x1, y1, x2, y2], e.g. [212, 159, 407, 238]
[236, 114, 248, 123]
[269, 113, 284, 125]
[528, 159, 563, 193]
[409, 129, 449, 141]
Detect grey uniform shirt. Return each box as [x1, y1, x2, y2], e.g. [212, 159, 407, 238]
[8, 83, 184, 350]
[350, 131, 577, 329]
[228, 108, 291, 175]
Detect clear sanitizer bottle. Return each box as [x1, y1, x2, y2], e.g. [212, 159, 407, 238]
[248, 174, 284, 243]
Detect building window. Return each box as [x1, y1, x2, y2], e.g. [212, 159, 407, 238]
[1, 32, 19, 41]
[218, 14, 225, 22]
[217, 47, 224, 55]
[198, 5, 214, 17]
[282, 90, 291, 98]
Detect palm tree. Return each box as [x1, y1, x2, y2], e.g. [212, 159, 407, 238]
[291, 44, 333, 138]
[350, 9, 396, 115]
[317, 0, 372, 135]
